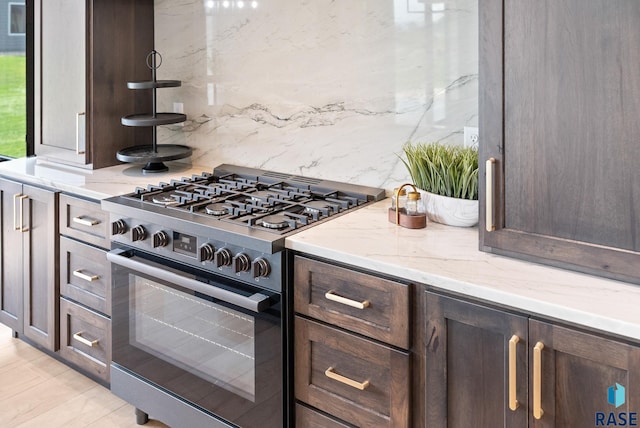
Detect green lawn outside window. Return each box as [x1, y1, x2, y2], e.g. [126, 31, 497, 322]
[0, 54, 27, 158]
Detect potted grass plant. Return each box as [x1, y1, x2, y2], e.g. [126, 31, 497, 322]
[401, 142, 479, 227]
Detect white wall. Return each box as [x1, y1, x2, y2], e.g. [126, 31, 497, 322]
[154, 0, 478, 190]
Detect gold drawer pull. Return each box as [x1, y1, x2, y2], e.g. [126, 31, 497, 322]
[73, 332, 98, 347]
[72, 216, 100, 226]
[533, 342, 545, 419]
[485, 158, 496, 231]
[508, 335, 520, 411]
[73, 269, 99, 282]
[325, 367, 370, 391]
[324, 290, 370, 309]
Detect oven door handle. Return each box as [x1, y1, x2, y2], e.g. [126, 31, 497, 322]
[107, 248, 272, 313]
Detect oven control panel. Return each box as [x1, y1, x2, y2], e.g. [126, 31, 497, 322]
[109, 217, 283, 292]
[173, 232, 197, 256]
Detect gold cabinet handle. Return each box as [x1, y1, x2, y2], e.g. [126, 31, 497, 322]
[13, 193, 21, 230]
[13, 194, 28, 232]
[76, 112, 86, 155]
[73, 269, 99, 282]
[324, 290, 370, 309]
[533, 342, 545, 419]
[72, 216, 100, 226]
[485, 158, 496, 231]
[325, 367, 370, 391]
[73, 332, 98, 347]
[508, 335, 520, 411]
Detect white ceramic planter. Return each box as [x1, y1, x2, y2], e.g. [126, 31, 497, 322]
[419, 189, 479, 227]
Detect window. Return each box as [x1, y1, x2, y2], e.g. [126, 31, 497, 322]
[1, 1, 29, 159]
[9, 3, 25, 35]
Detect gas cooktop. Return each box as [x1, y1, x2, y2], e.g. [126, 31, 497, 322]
[102, 164, 385, 254]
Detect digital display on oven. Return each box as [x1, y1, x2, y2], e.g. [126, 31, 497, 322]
[173, 232, 197, 257]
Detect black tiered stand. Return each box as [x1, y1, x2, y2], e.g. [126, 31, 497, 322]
[117, 51, 192, 173]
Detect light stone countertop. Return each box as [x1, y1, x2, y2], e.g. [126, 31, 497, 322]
[3, 157, 638, 342]
[0, 157, 210, 200]
[286, 199, 640, 342]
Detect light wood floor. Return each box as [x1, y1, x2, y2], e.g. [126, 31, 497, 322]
[0, 323, 169, 428]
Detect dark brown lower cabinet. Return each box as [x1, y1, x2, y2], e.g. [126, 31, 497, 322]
[530, 320, 640, 428]
[425, 291, 528, 428]
[58, 195, 111, 383]
[59, 297, 111, 382]
[295, 403, 353, 428]
[295, 316, 410, 427]
[426, 291, 640, 428]
[0, 178, 58, 351]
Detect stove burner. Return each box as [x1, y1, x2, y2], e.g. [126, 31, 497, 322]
[204, 202, 229, 216]
[304, 200, 331, 213]
[115, 165, 384, 237]
[260, 214, 290, 230]
[152, 194, 179, 205]
[250, 190, 275, 201]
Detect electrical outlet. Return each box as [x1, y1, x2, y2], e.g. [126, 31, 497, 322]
[464, 126, 479, 149]
[173, 102, 184, 114]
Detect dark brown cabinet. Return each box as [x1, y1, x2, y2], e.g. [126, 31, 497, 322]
[479, 0, 640, 283]
[0, 178, 58, 351]
[293, 256, 411, 427]
[34, 0, 154, 169]
[58, 194, 111, 383]
[425, 291, 640, 428]
[530, 319, 640, 428]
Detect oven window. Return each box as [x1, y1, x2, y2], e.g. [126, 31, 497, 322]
[131, 275, 256, 401]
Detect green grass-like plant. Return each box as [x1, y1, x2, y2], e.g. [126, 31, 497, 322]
[401, 142, 478, 200]
[0, 54, 27, 158]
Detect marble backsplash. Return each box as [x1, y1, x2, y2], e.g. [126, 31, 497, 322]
[154, 0, 478, 190]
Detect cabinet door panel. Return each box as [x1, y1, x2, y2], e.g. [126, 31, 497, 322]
[425, 292, 528, 428]
[479, 0, 640, 283]
[39, 0, 86, 161]
[0, 180, 24, 332]
[529, 319, 640, 428]
[22, 184, 58, 351]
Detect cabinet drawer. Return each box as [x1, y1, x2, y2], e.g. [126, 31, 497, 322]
[295, 403, 352, 428]
[295, 317, 410, 428]
[59, 194, 110, 249]
[294, 256, 410, 349]
[59, 297, 111, 383]
[60, 236, 111, 316]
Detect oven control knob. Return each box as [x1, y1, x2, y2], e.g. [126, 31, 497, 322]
[200, 243, 216, 262]
[252, 258, 271, 279]
[214, 248, 233, 268]
[132, 225, 147, 242]
[234, 253, 251, 273]
[153, 231, 170, 248]
[111, 219, 128, 236]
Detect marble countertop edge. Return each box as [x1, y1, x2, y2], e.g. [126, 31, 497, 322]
[286, 212, 640, 343]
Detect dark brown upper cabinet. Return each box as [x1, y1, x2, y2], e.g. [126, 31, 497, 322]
[34, 0, 154, 169]
[479, 0, 640, 283]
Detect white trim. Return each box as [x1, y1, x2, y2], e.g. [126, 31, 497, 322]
[8, 2, 26, 36]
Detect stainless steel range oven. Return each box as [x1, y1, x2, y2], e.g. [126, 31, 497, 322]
[102, 164, 385, 428]
[109, 246, 282, 428]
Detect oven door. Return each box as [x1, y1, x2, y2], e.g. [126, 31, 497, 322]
[108, 247, 282, 428]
